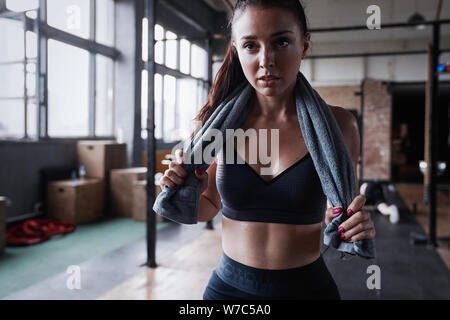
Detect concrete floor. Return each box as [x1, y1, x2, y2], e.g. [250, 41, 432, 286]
[3, 184, 450, 300]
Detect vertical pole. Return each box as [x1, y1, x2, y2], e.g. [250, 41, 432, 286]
[37, 0, 48, 138]
[23, 12, 28, 138]
[424, 44, 431, 203]
[205, 34, 214, 230]
[427, 22, 440, 247]
[145, 0, 157, 268]
[359, 79, 365, 182]
[89, 0, 96, 137]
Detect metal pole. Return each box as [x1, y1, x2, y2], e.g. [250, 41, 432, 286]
[410, 22, 443, 247]
[37, 0, 48, 138]
[145, 0, 157, 268]
[88, 0, 96, 137]
[23, 12, 28, 138]
[427, 22, 440, 247]
[205, 34, 214, 230]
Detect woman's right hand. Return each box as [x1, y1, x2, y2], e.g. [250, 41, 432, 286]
[159, 149, 209, 193]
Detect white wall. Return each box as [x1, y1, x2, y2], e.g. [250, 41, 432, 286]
[302, 51, 450, 86]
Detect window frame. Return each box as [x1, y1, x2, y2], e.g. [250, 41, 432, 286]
[0, 0, 119, 142]
[140, 21, 211, 144]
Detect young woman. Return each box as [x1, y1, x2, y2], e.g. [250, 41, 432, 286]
[159, 0, 376, 300]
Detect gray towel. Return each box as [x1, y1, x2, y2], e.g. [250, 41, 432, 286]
[152, 71, 376, 259]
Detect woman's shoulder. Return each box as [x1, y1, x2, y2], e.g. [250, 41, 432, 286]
[328, 105, 358, 135]
[327, 105, 360, 163]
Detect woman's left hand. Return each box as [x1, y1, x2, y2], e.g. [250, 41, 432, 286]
[334, 194, 376, 242]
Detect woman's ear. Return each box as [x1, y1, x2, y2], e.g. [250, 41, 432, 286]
[301, 32, 311, 59]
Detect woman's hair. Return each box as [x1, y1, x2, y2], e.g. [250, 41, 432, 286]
[189, 0, 309, 141]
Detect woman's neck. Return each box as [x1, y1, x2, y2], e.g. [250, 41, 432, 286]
[252, 83, 297, 122]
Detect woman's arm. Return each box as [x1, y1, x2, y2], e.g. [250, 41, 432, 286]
[327, 106, 376, 242]
[330, 105, 360, 193]
[197, 158, 222, 222]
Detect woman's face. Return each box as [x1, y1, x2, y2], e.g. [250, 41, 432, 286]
[232, 6, 310, 97]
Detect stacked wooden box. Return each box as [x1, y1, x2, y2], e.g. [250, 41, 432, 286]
[110, 168, 164, 222]
[47, 179, 105, 224]
[47, 141, 127, 224]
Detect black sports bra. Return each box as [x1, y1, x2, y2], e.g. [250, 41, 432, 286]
[215, 142, 327, 225]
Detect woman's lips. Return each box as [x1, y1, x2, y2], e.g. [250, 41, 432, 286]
[258, 78, 279, 87]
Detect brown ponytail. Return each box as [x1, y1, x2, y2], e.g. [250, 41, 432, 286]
[189, 42, 246, 141]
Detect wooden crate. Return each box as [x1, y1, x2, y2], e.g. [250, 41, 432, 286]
[110, 168, 147, 217]
[132, 180, 164, 222]
[77, 141, 127, 179]
[47, 178, 105, 224]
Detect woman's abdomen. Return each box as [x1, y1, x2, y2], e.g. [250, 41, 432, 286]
[221, 215, 322, 270]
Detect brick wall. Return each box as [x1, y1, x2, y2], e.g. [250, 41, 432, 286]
[314, 85, 361, 113]
[362, 79, 392, 180]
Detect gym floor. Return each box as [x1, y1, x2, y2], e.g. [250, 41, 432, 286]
[2, 184, 449, 300]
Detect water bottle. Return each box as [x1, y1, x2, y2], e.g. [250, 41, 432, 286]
[71, 170, 77, 186]
[79, 165, 86, 181]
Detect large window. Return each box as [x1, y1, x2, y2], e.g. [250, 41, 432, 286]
[0, 0, 116, 139]
[48, 40, 90, 136]
[0, 12, 37, 138]
[6, 0, 38, 18]
[96, 54, 114, 136]
[47, 0, 90, 39]
[141, 22, 209, 143]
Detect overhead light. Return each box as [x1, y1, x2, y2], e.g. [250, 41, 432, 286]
[408, 12, 426, 30]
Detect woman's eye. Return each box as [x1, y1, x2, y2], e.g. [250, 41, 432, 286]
[243, 43, 255, 50]
[277, 39, 290, 47]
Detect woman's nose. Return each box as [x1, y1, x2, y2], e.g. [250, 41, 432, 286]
[259, 46, 275, 68]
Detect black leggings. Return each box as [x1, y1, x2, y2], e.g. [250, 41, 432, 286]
[203, 252, 341, 300]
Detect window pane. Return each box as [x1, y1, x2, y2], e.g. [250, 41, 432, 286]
[140, 72, 163, 140]
[27, 101, 38, 138]
[197, 80, 208, 112]
[165, 30, 177, 70]
[96, 55, 114, 136]
[142, 18, 148, 62]
[141, 69, 148, 133]
[0, 18, 24, 62]
[191, 44, 207, 79]
[155, 41, 164, 64]
[154, 24, 164, 64]
[0, 100, 24, 138]
[177, 78, 198, 140]
[155, 24, 164, 40]
[96, 0, 114, 46]
[48, 40, 89, 136]
[26, 64, 36, 97]
[0, 64, 24, 98]
[180, 39, 190, 74]
[6, 0, 39, 12]
[163, 75, 176, 142]
[154, 73, 163, 140]
[47, 0, 90, 39]
[26, 31, 37, 59]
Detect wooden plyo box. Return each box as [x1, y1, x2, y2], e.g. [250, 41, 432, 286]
[110, 168, 147, 217]
[0, 197, 5, 253]
[77, 141, 127, 179]
[132, 180, 164, 222]
[47, 178, 105, 224]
